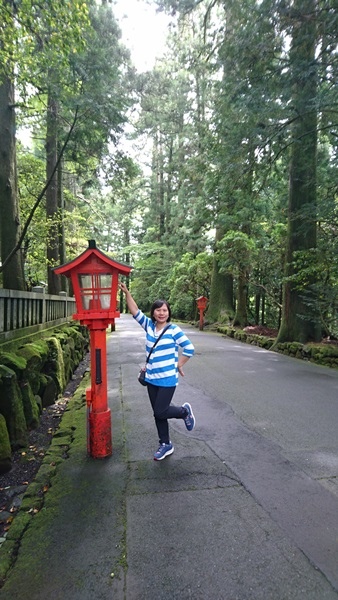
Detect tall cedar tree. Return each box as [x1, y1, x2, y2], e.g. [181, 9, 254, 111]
[277, 0, 321, 343]
[0, 1, 25, 289]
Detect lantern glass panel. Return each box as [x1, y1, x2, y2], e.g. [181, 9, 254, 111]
[78, 273, 113, 310]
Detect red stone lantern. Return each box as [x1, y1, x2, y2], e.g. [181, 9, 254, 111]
[196, 296, 208, 331]
[54, 240, 132, 458]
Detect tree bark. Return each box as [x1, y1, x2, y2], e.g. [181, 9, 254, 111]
[0, 77, 25, 290]
[233, 271, 249, 327]
[207, 227, 235, 322]
[46, 91, 61, 294]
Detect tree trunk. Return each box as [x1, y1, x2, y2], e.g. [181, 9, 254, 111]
[233, 271, 248, 327]
[57, 151, 68, 293]
[46, 92, 61, 294]
[207, 227, 235, 322]
[261, 294, 266, 326]
[255, 291, 260, 325]
[0, 77, 25, 290]
[158, 131, 165, 239]
[277, 0, 321, 344]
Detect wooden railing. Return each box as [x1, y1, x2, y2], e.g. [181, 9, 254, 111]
[0, 288, 76, 343]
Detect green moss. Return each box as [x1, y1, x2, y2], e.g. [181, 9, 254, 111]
[34, 463, 57, 485]
[44, 337, 66, 393]
[0, 352, 26, 373]
[0, 539, 16, 582]
[53, 332, 68, 346]
[20, 382, 40, 429]
[19, 492, 44, 513]
[16, 344, 44, 371]
[25, 370, 41, 395]
[0, 366, 27, 449]
[65, 336, 75, 351]
[288, 342, 303, 354]
[20, 481, 43, 501]
[5, 512, 32, 541]
[67, 324, 89, 347]
[62, 344, 72, 383]
[320, 345, 338, 358]
[0, 414, 11, 474]
[39, 374, 58, 408]
[310, 347, 320, 358]
[0, 375, 89, 580]
[266, 339, 275, 348]
[0, 324, 88, 454]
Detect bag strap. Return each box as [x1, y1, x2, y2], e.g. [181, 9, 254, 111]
[145, 323, 171, 364]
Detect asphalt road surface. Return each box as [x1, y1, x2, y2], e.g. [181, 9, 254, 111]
[118, 315, 338, 594]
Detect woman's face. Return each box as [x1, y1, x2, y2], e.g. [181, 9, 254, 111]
[153, 304, 169, 324]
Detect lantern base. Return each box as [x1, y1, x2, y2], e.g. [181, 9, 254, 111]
[89, 409, 112, 458]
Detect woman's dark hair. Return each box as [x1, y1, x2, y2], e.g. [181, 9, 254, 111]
[150, 299, 171, 322]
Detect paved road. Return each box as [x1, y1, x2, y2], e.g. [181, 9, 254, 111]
[0, 314, 338, 600]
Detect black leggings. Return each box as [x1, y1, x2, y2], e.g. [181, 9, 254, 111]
[147, 383, 185, 444]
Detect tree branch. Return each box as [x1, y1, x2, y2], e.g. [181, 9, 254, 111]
[0, 106, 79, 274]
[251, 281, 282, 310]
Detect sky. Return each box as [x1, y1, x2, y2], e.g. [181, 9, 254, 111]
[112, 0, 171, 71]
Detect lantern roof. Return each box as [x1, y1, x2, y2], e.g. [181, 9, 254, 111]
[54, 240, 132, 277]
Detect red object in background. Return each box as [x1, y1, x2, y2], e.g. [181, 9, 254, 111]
[54, 240, 132, 458]
[196, 296, 208, 331]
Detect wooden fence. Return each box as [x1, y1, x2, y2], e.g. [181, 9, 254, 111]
[0, 288, 76, 343]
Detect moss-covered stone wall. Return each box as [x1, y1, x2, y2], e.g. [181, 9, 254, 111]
[0, 322, 89, 473]
[216, 325, 338, 368]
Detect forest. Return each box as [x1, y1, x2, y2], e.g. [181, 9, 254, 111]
[0, 0, 337, 345]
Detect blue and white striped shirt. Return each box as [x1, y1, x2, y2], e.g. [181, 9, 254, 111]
[134, 310, 195, 387]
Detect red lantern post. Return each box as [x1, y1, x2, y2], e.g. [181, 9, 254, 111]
[54, 240, 132, 458]
[196, 296, 208, 331]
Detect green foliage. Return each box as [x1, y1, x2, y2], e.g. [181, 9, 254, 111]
[62, 2, 132, 171]
[286, 246, 338, 338]
[1, 0, 337, 343]
[0, 0, 90, 90]
[216, 231, 258, 278]
[168, 252, 212, 319]
[127, 247, 212, 320]
[126, 243, 176, 312]
[0, 0, 136, 287]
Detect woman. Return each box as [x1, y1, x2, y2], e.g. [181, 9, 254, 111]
[119, 282, 195, 461]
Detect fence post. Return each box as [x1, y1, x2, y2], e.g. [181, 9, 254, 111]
[59, 291, 67, 317]
[32, 286, 45, 324]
